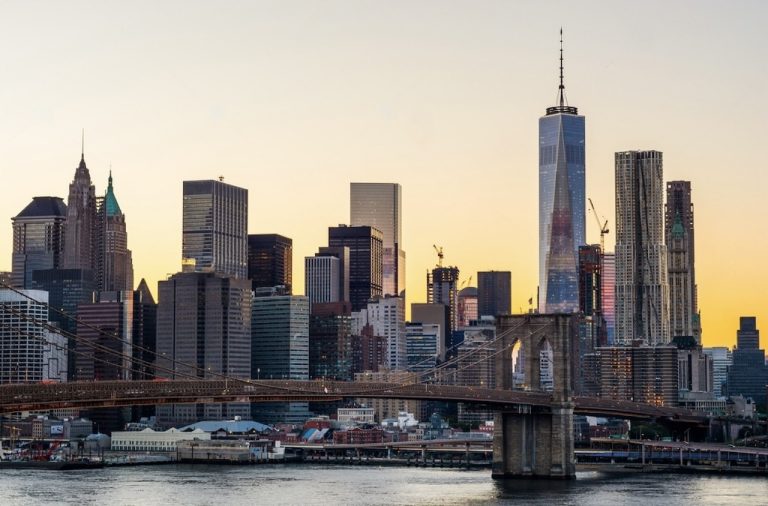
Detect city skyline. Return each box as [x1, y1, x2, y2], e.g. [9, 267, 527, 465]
[1, 1, 766, 349]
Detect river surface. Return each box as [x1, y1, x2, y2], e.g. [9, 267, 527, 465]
[1, 464, 766, 505]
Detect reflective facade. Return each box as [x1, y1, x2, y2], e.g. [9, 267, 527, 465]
[247, 234, 292, 293]
[477, 271, 511, 318]
[350, 183, 405, 298]
[538, 110, 585, 313]
[182, 180, 248, 279]
[328, 225, 383, 312]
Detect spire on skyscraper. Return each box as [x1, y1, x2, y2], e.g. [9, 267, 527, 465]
[547, 29, 577, 115]
[559, 27, 565, 107]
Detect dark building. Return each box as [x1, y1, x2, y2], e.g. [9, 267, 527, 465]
[248, 234, 293, 293]
[31, 268, 96, 380]
[63, 153, 97, 272]
[477, 271, 511, 318]
[182, 180, 248, 279]
[132, 279, 157, 381]
[727, 317, 767, 406]
[11, 197, 68, 288]
[156, 272, 252, 427]
[578, 245, 602, 316]
[352, 325, 387, 374]
[427, 266, 460, 346]
[94, 172, 134, 292]
[597, 345, 679, 407]
[328, 225, 383, 312]
[309, 302, 353, 380]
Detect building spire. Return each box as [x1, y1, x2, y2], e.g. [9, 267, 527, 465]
[81, 128, 85, 161]
[558, 27, 565, 107]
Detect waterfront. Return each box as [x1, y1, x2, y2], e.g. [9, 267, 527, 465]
[1, 465, 767, 505]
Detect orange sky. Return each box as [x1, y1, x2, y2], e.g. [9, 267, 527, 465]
[1, 1, 766, 349]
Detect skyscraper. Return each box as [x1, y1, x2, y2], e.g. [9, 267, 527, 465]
[11, 197, 67, 288]
[427, 266, 460, 333]
[156, 272, 252, 426]
[727, 317, 767, 406]
[666, 181, 700, 343]
[182, 180, 248, 279]
[538, 32, 585, 313]
[457, 287, 478, 327]
[95, 171, 134, 292]
[328, 225, 383, 312]
[615, 150, 670, 345]
[305, 255, 341, 304]
[601, 253, 616, 344]
[309, 302, 353, 381]
[477, 271, 511, 319]
[247, 234, 293, 292]
[354, 296, 406, 371]
[63, 152, 97, 271]
[350, 183, 405, 298]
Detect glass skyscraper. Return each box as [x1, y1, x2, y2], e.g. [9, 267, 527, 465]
[538, 36, 585, 313]
[182, 180, 248, 279]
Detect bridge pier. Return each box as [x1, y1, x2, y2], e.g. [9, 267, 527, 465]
[492, 314, 577, 480]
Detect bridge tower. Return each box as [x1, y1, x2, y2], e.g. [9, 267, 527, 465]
[492, 314, 577, 479]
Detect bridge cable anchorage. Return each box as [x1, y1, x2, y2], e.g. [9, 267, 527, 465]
[0, 281, 273, 388]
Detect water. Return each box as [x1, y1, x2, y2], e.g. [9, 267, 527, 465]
[1, 465, 766, 505]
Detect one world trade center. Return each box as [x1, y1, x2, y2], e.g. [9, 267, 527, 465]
[538, 30, 585, 313]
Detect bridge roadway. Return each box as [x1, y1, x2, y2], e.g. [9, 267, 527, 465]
[0, 379, 707, 424]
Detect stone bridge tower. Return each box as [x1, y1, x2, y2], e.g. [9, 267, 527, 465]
[492, 314, 577, 479]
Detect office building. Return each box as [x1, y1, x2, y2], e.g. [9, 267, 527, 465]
[63, 153, 97, 271]
[156, 272, 252, 427]
[577, 245, 606, 363]
[726, 317, 767, 406]
[427, 266, 460, 334]
[248, 234, 292, 293]
[95, 171, 134, 292]
[703, 347, 732, 398]
[666, 181, 700, 343]
[0, 289, 67, 384]
[598, 345, 679, 407]
[353, 296, 406, 371]
[411, 303, 450, 360]
[601, 253, 616, 344]
[328, 225, 383, 311]
[132, 279, 157, 382]
[456, 326, 496, 423]
[251, 291, 310, 423]
[350, 183, 405, 298]
[11, 197, 67, 288]
[457, 287, 478, 328]
[182, 180, 248, 279]
[309, 302, 353, 381]
[351, 325, 387, 374]
[405, 322, 440, 373]
[538, 34, 585, 313]
[305, 255, 341, 304]
[477, 271, 511, 319]
[615, 150, 670, 345]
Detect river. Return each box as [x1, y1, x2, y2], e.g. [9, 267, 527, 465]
[1, 464, 766, 505]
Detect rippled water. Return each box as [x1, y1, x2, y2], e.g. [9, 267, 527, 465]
[1, 464, 766, 505]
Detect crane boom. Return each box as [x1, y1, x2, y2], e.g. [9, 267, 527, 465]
[588, 198, 610, 252]
[432, 245, 444, 268]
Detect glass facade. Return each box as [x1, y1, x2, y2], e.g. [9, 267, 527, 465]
[538, 111, 585, 313]
[11, 197, 67, 289]
[247, 234, 293, 293]
[182, 180, 248, 279]
[328, 225, 383, 312]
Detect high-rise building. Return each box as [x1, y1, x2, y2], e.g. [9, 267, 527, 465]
[457, 287, 478, 328]
[182, 180, 248, 279]
[132, 279, 157, 382]
[328, 225, 383, 312]
[615, 150, 670, 345]
[456, 325, 496, 423]
[155, 272, 252, 427]
[411, 303, 450, 360]
[247, 234, 292, 293]
[351, 325, 387, 374]
[597, 345, 679, 407]
[95, 172, 134, 292]
[350, 183, 405, 298]
[11, 197, 67, 288]
[538, 33, 585, 313]
[305, 255, 341, 304]
[63, 153, 97, 272]
[317, 246, 350, 303]
[477, 271, 511, 319]
[405, 322, 440, 373]
[0, 289, 67, 384]
[251, 291, 310, 423]
[703, 347, 732, 398]
[354, 296, 406, 371]
[666, 181, 700, 343]
[427, 266, 460, 335]
[601, 253, 616, 344]
[726, 317, 767, 406]
[309, 302, 353, 381]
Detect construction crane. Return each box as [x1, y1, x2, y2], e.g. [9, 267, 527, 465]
[432, 245, 444, 267]
[588, 198, 609, 252]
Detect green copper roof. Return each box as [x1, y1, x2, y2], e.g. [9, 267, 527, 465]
[104, 171, 122, 216]
[671, 211, 685, 238]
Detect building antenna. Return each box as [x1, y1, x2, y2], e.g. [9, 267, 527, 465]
[81, 128, 85, 159]
[558, 27, 565, 107]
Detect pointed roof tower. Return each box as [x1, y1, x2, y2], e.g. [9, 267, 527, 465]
[104, 169, 123, 216]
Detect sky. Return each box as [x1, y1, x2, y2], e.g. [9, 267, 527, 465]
[1, 0, 766, 349]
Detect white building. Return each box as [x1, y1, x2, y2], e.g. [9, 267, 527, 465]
[305, 255, 341, 304]
[337, 407, 375, 425]
[358, 296, 406, 370]
[110, 428, 210, 452]
[703, 347, 732, 398]
[0, 289, 67, 383]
